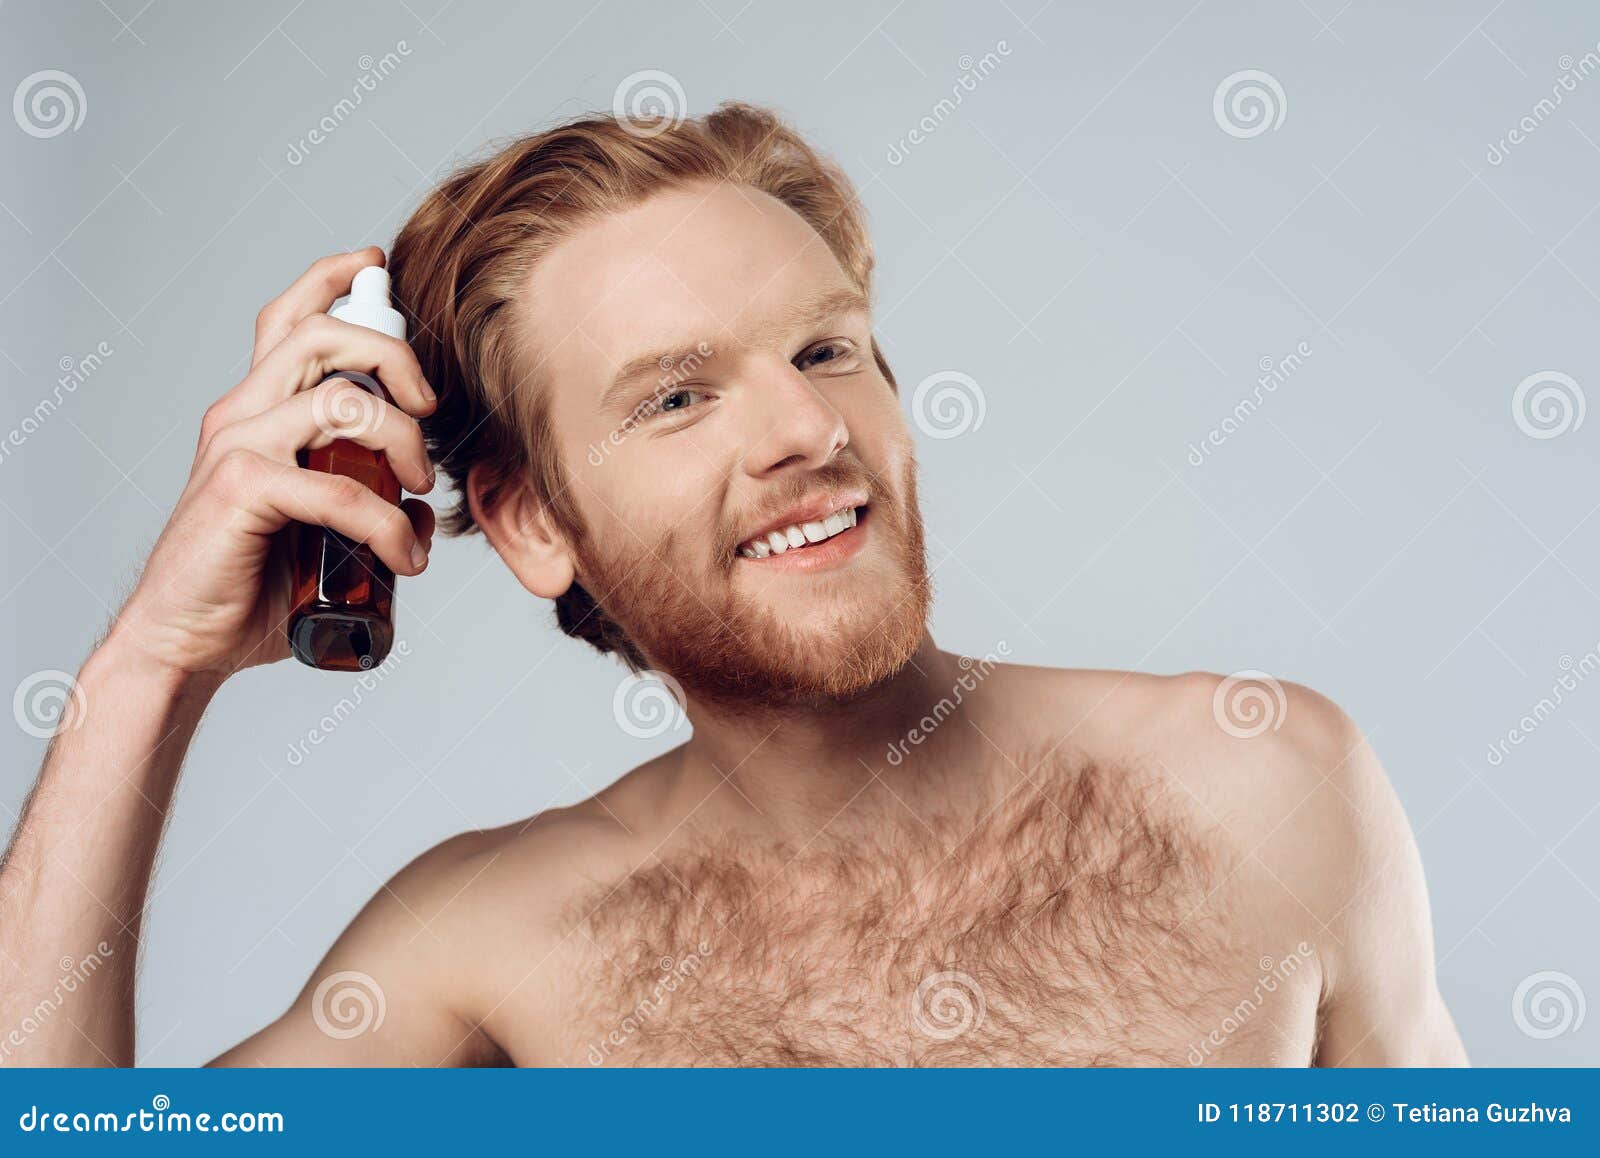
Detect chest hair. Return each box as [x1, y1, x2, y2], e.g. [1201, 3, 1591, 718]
[563, 752, 1260, 1066]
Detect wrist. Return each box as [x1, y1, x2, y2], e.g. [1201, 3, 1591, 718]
[86, 626, 227, 704]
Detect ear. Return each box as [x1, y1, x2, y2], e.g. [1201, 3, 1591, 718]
[467, 463, 575, 600]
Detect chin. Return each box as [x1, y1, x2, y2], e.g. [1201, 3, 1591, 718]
[797, 608, 912, 671]
[625, 581, 925, 713]
[725, 589, 929, 708]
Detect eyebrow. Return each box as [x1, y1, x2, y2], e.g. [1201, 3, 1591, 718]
[597, 285, 870, 415]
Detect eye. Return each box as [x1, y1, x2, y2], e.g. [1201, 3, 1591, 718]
[634, 386, 709, 422]
[660, 388, 702, 412]
[795, 339, 861, 373]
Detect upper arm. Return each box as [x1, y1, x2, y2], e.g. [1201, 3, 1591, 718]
[208, 831, 507, 1067]
[1310, 719, 1466, 1065]
[1260, 683, 1467, 1066]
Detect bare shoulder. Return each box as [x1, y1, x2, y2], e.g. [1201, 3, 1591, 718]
[351, 758, 681, 1048]
[398, 750, 683, 916]
[976, 661, 1410, 942]
[970, 658, 1461, 1063]
[213, 779, 658, 1066]
[1123, 669, 1404, 946]
[402, 787, 666, 954]
[1092, 666, 1461, 1062]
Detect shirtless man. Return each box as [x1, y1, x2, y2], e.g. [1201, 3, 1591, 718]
[0, 103, 1465, 1067]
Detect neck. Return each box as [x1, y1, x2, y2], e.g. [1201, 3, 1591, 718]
[671, 634, 984, 838]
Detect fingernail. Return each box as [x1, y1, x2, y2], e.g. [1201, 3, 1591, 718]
[420, 380, 437, 403]
[411, 542, 428, 570]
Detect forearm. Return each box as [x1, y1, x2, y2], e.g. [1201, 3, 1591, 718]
[0, 631, 222, 1065]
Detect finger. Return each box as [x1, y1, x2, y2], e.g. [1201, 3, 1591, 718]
[204, 376, 435, 494]
[251, 247, 386, 370]
[212, 312, 435, 436]
[206, 450, 428, 576]
[401, 497, 436, 548]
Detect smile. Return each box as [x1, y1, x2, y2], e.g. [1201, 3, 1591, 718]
[734, 504, 870, 571]
[738, 504, 860, 558]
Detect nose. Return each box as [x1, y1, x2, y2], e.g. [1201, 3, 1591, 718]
[740, 360, 848, 478]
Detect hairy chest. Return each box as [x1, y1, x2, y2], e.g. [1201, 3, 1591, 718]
[543, 762, 1322, 1066]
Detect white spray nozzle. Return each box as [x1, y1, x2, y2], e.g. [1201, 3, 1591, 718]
[350, 265, 391, 304]
[331, 264, 406, 340]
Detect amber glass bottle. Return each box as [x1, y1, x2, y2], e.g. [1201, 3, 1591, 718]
[286, 267, 406, 672]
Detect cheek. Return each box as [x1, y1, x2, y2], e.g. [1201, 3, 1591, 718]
[834, 376, 912, 462]
[580, 452, 724, 550]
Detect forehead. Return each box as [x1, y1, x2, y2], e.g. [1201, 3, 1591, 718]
[523, 181, 856, 393]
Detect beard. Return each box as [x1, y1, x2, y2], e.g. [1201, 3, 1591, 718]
[570, 453, 931, 714]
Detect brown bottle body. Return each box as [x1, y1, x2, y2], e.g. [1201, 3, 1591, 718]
[286, 370, 399, 671]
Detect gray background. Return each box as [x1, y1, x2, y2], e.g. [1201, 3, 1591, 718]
[3, 1, 1596, 1065]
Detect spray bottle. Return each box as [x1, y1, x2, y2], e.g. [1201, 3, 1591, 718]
[285, 265, 406, 672]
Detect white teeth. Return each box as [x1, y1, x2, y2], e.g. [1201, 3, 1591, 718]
[740, 505, 862, 559]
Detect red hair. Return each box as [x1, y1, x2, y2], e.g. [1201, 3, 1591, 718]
[387, 102, 889, 663]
